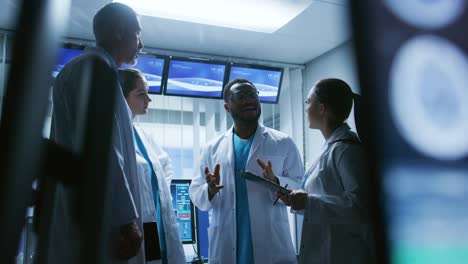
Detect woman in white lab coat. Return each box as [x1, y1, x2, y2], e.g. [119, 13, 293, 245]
[119, 68, 186, 264]
[266, 78, 376, 264]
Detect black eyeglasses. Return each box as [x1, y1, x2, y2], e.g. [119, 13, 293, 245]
[229, 90, 260, 102]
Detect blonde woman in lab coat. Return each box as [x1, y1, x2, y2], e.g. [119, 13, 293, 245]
[119, 68, 186, 264]
[263, 78, 376, 264]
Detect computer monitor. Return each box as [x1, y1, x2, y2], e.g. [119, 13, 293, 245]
[170, 179, 196, 244]
[52, 44, 85, 78]
[164, 57, 228, 99]
[227, 63, 284, 104]
[121, 54, 167, 94]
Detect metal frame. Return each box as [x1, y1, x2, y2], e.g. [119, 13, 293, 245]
[0, 0, 70, 263]
[0, 1, 122, 263]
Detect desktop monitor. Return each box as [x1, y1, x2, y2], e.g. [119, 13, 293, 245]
[227, 63, 283, 104]
[170, 179, 196, 244]
[121, 54, 166, 94]
[52, 45, 85, 78]
[164, 57, 228, 99]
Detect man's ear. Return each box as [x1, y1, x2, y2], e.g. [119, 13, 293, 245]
[224, 103, 230, 113]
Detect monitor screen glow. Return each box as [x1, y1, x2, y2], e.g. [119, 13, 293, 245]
[197, 209, 209, 261]
[228, 64, 283, 103]
[121, 55, 166, 94]
[52, 47, 84, 78]
[164, 59, 227, 99]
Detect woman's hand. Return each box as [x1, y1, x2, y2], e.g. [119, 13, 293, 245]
[257, 159, 279, 184]
[114, 221, 143, 260]
[289, 190, 308, 210]
[276, 191, 291, 206]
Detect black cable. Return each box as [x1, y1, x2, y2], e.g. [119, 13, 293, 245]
[191, 243, 203, 264]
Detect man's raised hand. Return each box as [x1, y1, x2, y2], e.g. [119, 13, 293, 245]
[205, 164, 224, 201]
[256, 159, 279, 184]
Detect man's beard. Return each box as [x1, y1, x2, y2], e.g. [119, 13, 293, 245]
[231, 107, 261, 124]
[124, 51, 139, 66]
[126, 56, 138, 66]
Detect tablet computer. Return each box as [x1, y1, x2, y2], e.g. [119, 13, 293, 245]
[240, 171, 291, 195]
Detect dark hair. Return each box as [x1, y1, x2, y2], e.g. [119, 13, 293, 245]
[223, 78, 255, 102]
[93, 3, 137, 46]
[314, 78, 354, 123]
[118, 68, 145, 98]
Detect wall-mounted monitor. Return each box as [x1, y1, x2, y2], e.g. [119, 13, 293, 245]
[227, 64, 284, 104]
[52, 44, 85, 78]
[164, 57, 228, 99]
[170, 179, 196, 244]
[121, 54, 166, 94]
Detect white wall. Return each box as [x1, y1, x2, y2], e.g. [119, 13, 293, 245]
[302, 40, 359, 167]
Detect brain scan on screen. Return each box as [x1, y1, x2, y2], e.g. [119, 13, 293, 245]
[389, 35, 468, 160]
[384, 0, 466, 29]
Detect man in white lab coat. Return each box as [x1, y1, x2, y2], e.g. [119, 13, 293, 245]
[49, 3, 145, 263]
[189, 78, 304, 264]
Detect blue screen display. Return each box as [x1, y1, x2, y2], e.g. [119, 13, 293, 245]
[121, 55, 165, 94]
[229, 66, 283, 103]
[197, 209, 209, 261]
[52, 47, 83, 78]
[170, 180, 195, 243]
[165, 59, 226, 98]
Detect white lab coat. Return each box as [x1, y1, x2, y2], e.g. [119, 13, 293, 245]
[299, 123, 376, 264]
[134, 126, 186, 264]
[189, 124, 304, 264]
[49, 47, 144, 264]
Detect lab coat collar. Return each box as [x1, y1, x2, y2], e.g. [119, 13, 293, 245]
[84, 46, 118, 70]
[325, 123, 353, 145]
[225, 122, 267, 139]
[249, 123, 267, 159]
[226, 123, 267, 163]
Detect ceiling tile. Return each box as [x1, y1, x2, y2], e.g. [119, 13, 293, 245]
[275, 1, 350, 44]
